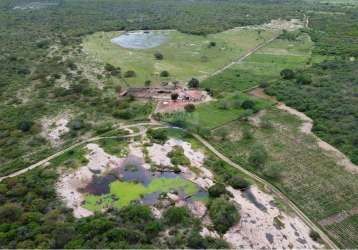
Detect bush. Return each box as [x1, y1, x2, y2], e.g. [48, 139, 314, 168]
[17, 120, 33, 132]
[113, 110, 132, 120]
[124, 70, 136, 78]
[147, 129, 168, 143]
[188, 78, 200, 88]
[163, 207, 190, 226]
[228, 176, 250, 190]
[280, 69, 295, 80]
[209, 198, 239, 234]
[309, 230, 321, 242]
[171, 93, 179, 100]
[154, 52, 163, 60]
[208, 183, 226, 198]
[160, 71, 169, 77]
[208, 41, 216, 47]
[248, 143, 268, 168]
[241, 100, 255, 110]
[184, 104, 196, 112]
[295, 74, 312, 85]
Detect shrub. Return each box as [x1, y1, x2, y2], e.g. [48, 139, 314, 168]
[154, 52, 163, 60]
[147, 129, 168, 143]
[184, 104, 196, 112]
[160, 71, 169, 77]
[17, 121, 33, 132]
[208, 198, 239, 234]
[228, 176, 250, 190]
[124, 70, 136, 78]
[144, 80, 151, 86]
[248, 143, 268, 168]
[295, 74, 312, 85]
[171, 93, 179, 100]
[208, 183, 226, 198]
[309, 230, 321, 242]
[280, 69, 295, 80]
[241, 100, 255, 110]
[163, 207, 190, 226]
[113, 110, 132, 120]
[208, 41, 216, 47]
[188, 78, 199, 88]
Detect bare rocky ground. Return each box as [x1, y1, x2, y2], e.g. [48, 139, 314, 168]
[56, 134, 324, 248]
[41, 114, 71, 146]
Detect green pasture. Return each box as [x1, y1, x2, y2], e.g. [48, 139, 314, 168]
[201, 33, 313, 94]
[83, 29, 275, 86]
[163, 92, 273, 129]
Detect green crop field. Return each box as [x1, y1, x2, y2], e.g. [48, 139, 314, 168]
[326, 215, 358, 248]
[83, 29, 275, 86]
[208, 107, 358, 247]
[201, 33, 313, 94]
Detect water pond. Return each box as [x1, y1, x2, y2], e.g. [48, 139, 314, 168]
[81, 155, 207, 211]
[111, 30, 168, 49]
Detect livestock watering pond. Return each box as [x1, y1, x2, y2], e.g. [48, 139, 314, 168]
[81, 155, 207, 211]
[111, 30, 169, 49]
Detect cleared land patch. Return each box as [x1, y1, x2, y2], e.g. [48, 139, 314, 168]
[201, 33, 313, 94]
[83, 28, 275, 86]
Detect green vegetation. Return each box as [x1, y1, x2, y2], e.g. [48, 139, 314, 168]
[266, 60, 358, 165]
[326, 215, 358, 248]
[167, 146, 191, 168]
[208, 197, 240, 234]
[84, 177, 199, 211]
[201, 32, 313, 95]
[209, 108, 358, 246]
[83, 29, 275, 86]
[162, 91, 272, 129]
[50, 147, 88, 168]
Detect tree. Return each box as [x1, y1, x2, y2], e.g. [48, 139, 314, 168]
[248, 143, 268, 168]
[241, 100, 255, 110]
[154, 52, 163, 60]
[209, 198, 239, 234]
[147, 129, 168, 143]
[188, 78, 199, 88]
[208, 183, 226, 198]
[160, 70, 169, 77]
[171, 92, 179, 101]
[184, 104, 196, 112]
[280, 69, 295, 80]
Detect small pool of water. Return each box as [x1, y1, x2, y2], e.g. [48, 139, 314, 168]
[111, 31, 168, 49]
[81, 154, 207, 210]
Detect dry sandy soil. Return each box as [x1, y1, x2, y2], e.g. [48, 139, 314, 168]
[249, 87, 358, 173]
[41, 114, 70, 145]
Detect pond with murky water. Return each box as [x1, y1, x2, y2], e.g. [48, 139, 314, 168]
[81, 155, 207, 211]
[111, 31, 169, 49]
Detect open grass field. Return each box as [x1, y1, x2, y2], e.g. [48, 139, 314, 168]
[209, 108, 358, 248]
[83, 29, 275, 86]
[162, 92, 273, 129]
[201, 33, 313, 94]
